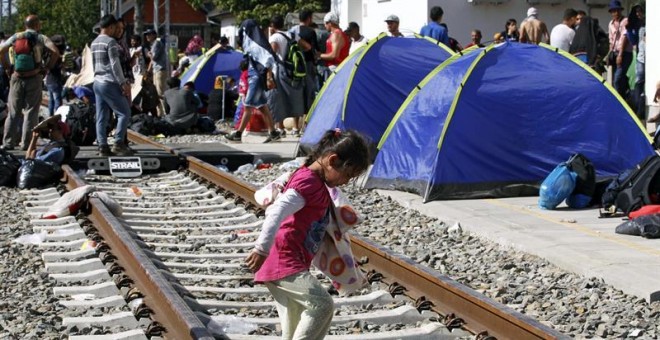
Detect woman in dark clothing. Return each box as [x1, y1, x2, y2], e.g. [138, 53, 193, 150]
[570, 16, 598, 65]
[501, 19, 519, 42]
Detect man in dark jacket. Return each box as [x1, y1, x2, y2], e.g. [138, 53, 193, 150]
[163, 78, 198, 134]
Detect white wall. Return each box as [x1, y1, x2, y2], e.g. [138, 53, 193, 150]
[220, 17, 238, 48]
[335, 0, 616, 46]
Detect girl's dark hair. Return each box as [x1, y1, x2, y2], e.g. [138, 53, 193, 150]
[305, 129, 371, 177]
[505, 18, 517, 29]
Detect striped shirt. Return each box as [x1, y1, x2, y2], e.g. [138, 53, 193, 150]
[91, 34, 126, 85]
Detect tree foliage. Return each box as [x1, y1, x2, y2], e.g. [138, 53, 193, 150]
[187, 0, 329, 26]
[14, 0, 100, 49]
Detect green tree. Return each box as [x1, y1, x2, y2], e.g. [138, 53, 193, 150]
[187, 0, 329, 26]
[14, 0, 100, 49]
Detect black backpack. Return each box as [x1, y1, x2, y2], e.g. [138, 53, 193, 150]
[65, 102, 97, 146]
[601, 155, 660, 216]
[566, 153, 596, 198]
[277, 32, 306, 81]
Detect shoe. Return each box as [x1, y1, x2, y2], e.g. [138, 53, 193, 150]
[0, 144, 14, 151]
[111, 143, 134, 156]
[292, 129, 300, 137]
[225, 131, 242, 142]
[279, 129, 286, 138]
[263, 130, 282, 144]
[98, 145, 113, 157]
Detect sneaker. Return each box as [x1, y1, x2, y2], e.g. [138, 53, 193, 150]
[279, 129, 287, 138]
[225, 131, 242, 142]
[292, 129, 300, 137]
[98, 145, 112, 157]
[111, 143, 134, 156]
[263, 130, 282, 144]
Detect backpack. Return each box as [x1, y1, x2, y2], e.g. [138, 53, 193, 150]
[12, 31, 42, 72]
[65, 102, 97, 146]
[601, 155, 660, 216]
[565, 153, 596, 208]
[277, 32, 306, 81]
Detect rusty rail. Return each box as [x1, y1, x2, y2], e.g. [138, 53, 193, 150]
[126, 130, 567, 339]
[62, 165, 215, 340]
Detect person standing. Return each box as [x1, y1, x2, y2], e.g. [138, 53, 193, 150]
[319, 13, 349, 75]
[550, 8, 578, 52]
[628, 4, 645, 121]
[519, 7, 550, 44]
[346, 22, 366, 54]
[0, 15, 59, 151]
[385, 15, 404, 38]
[501, 19, 519, 42]
[46, 35, 66, 117]
[91, 14, 132, 156]
[607, 0, 632, 99]
[464, 30, 483, 49]
[420, 6, 449, 45]
[145, 29, 168, 117]
[290, 10, 320, 136]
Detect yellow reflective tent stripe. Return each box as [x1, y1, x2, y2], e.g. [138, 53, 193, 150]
[436, 44, 496, 151]
[340, 33, 388, 121]
[412, 33, 455, 55]
[377, 51, 466, 149]
[538, 43, 651, 143]
[304, 40, 371, 123]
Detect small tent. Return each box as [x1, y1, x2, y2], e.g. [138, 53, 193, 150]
[179, 45, 243, 95]
[367, 42, 654, 201]
[300, 34, 453, 150]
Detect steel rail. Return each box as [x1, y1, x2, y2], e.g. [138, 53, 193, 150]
[127, 130, 566, 339]
[62, 165, 215, 340]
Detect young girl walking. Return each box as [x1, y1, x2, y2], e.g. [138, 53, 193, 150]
[245, 129, 370, 339]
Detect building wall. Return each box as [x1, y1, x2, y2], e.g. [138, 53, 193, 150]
[122, 0, 207, 25]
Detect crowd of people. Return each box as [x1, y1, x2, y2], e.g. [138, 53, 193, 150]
[0, 1, 654, 154]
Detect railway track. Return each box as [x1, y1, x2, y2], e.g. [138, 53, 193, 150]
[17, 132, 566, 339]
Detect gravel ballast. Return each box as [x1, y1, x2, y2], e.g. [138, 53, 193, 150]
[234, 161, 660, 339]
[0, 188, 62, 340]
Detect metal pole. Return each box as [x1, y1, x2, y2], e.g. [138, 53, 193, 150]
[221, 76, 226, 121]
[153, 0, 158, 31]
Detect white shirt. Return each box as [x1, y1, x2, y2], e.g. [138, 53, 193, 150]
[349, 35, 367, 54]
[268, 30, 298, 61]
[550, 23, 575, 52]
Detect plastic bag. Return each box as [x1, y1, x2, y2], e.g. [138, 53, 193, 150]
[207, 315, 257, 335]
[16, 159, 62, 189]
[0, 149, 20, 187]
[538, 164, 576, 210]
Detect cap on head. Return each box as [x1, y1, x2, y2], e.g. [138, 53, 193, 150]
[324, 12, 339, 25]
[527, 7, 538, 17]
[608, 0, 623, 12]
[143, 28, 156, 36]
[385, 14, 399, 23]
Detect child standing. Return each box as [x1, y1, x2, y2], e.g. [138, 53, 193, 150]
[245, 129, 370, 339]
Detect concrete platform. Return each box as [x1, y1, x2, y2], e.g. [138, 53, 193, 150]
[221, 138, 660, 302]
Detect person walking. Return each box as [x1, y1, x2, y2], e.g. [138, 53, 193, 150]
[225, 19, 281, 143]
[0, 15, 59, 151]
[245, 129, 370, 340]
[420, 6, 449, 45]
[289, 10, 320, 135]
[91, 14, 132, 156]
[346, 22, 366, 54]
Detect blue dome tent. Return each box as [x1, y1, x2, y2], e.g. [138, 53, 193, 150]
[179, 45, 243, 95]
[367, 42, 654, 201]
[300, 34, 453, 150]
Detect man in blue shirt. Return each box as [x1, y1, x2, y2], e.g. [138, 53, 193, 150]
[420, 6, 449, 46]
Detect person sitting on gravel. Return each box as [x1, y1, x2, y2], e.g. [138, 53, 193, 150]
[162, 78, 199, 134]
[25, 115, 73, 165]
[245, 129, 371, 339]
